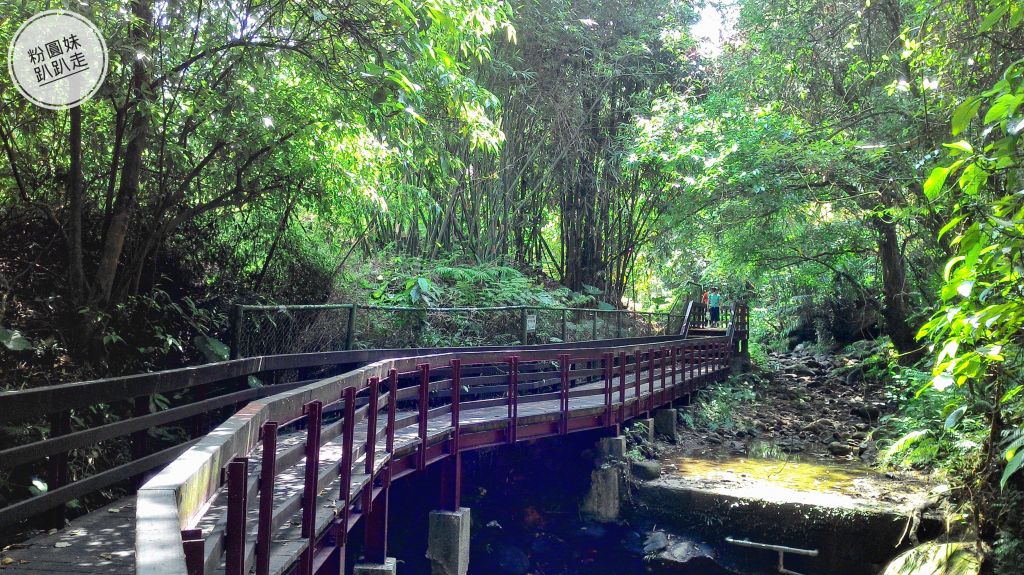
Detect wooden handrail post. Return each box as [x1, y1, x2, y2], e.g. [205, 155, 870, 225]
[46, 410, 70, 528]
[339, 386, 356, 545]
[131, 396, 149, 488]
[507, 356, 519, 444]
[225, 457, 248, 575]
[256, 421, 278, 575]
[634, 349, 642, 408]
[660, 347, 668, 404]
[181, 528, 204, 575]
[647, 348, 655, 415]
[618, 351, 627, 423]
[441, 359, 462, 511]
[417, 364, 430, 471]
[386, 369, 398, 456]
[603, 352, 613, 425]
[670, 347, 678, 398]
[559, 354, 570, 435]
[300, 400, 322, 575]
[364, 379, 380, 520]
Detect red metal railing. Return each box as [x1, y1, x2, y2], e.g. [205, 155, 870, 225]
[135, 306, 747, 575]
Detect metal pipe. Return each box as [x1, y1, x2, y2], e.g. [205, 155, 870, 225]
[725, 537, 818, 575]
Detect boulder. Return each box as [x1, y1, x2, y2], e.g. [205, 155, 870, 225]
[643, 531, 670, 554]
[829, 441, 853, 456]
[649, 539, 734, 574]
[632, 460, 663, 480]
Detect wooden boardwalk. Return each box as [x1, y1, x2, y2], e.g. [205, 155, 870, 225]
[2, 355, 727, 575]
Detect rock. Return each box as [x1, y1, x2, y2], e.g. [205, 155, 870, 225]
[493, 543, 530, 575]
[632, 460, 662, 480]
[643, 531, 670, 554]
[801, 418, 836, 433]
[575, 522, 606, 539]
[829, 441, 853, 456]
[852, 431, 868, 441]
[529, 533, 568, 558]
[855, 422, 870, 432]
[881, 541, 981, 575]
[650, 539, 733, 574]
[851, 403, 882, 421]
[788, 366, 817, 377]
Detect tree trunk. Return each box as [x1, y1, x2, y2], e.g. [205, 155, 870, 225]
[92, 0, 153, 307]
[67, 106, 85, 303]
[874, 217, 920, 360]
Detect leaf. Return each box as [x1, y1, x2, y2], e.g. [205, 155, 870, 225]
[983, 93, 1020, 123]
[952, 97, 982, 135]
[943, 140, 973, 154]
[193, 336, 230, 363]
[924, 159, 962, 199]
[0, 326, 34, 352]
[1001, 449, 1024, 489]
[945, 406, 967, 430]
[980, 4, 1009, 32]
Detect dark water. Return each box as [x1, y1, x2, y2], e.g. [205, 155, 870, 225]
[354, 431, 772, 575]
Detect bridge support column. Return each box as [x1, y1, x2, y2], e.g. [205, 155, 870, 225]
[581, 466, 620, 522]
[427, 507, 471, 575]
[597, 436, 626, 459]
[354, 558, 397, 575]
[654, 408, 678, 441]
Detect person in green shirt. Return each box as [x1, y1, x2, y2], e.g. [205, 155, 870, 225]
[708, 287, 722, 326]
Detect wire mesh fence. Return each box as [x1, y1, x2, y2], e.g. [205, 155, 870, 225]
[232, 304, 684, 358]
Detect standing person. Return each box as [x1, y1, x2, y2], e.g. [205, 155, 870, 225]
[708, 287, 721, 327]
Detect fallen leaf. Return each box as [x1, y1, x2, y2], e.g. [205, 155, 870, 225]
[2, 557, 15, 566]
[98, 553, 113, 560]
[107, 508, 120, 513]
[54, 542, 71, 548]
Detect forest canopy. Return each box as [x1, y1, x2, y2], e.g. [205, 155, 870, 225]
[1, 0, 1023, 569]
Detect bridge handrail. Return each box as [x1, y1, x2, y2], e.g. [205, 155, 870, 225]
[0, 334, 684, 529]
[135, 330, 743, 575]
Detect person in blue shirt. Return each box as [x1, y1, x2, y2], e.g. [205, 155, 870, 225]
[708, 287, 722, 327]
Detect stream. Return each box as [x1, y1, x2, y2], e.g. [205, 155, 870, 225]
[379, 346, 944, 575]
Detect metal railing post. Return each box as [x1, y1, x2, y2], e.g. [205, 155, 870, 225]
[256, 422, 278, 575]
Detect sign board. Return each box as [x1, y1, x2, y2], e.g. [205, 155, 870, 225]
[525, 314, 537, 332]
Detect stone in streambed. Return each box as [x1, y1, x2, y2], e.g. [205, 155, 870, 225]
[643, 531, 670, 554]
[493, 543, 530, 575]
[829, 441, 853, 456]
[632, 460, 662, 480]
[648, 539, 734, 574]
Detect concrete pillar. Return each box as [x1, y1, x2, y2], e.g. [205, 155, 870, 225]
[654, 408, 678, 441]
[581, 466, 619, 522]
[427, 507, 471, 575]
[598, 436, 626, 458]
[354, 558, 397, 575]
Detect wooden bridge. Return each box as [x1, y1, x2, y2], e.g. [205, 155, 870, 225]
[0, 301, 748, 575]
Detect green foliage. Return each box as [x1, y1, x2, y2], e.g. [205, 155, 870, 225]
[917, 47, 1024, 489]
[680, 376, 757, 432]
